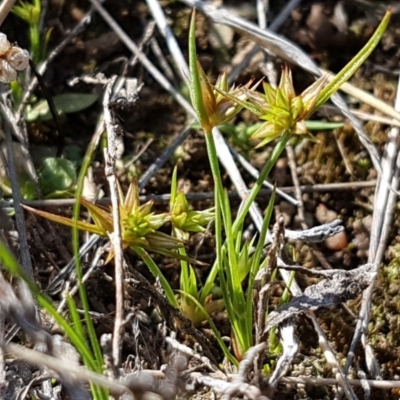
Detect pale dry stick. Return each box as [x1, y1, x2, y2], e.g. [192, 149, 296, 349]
[125, 138, 154, 168]
[179, 0, 382, 174]
[0, 342, 133, 397]
[89, 0, 194, 117]
[56, 244, 106, 314]
[0, 180, 377, 209]
[16, 7, 95, 122]
[138, 124, 193, 190]
[333, 130, 354, 176]
[344, 73, 400, 378]
[321, 69, 400, 124]
[129, 20, 156, 69]
[321, 105, 400, 128]
[256, 0, 268, 30]
[229, 0, 303, 83]
[145, 0, 189, 81]
[103, 76, 125, 371]
[0, 98, 33, 279]
[281, 376, 400, 390]
[150, 38, 176, 83]
[0, 0, 16, 27]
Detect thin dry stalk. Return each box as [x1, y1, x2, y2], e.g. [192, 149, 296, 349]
[146, 0, 189, 81]
[281, 376, 400, 390]
[0, 98, 33, 279]
[89, 0, 194, 117]
[103, 76, 125, 370]
[286, 144, 332, 270]
[0, 181, 376, 209]
[1, 342, 132, 397]
[321, 105, 400, 128]
[0, 0, 16, 27]
[344, 73, 400, 378]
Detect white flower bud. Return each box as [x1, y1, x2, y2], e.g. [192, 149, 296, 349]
[0, 59, 16, 82]
[7, 47, 29, 70]
[0, 33, 10, 55]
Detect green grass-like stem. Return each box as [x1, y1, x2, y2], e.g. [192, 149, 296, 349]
[232, 131, 291, 234]
[133, 246, 179, 308]
[72, 129, 108, 399]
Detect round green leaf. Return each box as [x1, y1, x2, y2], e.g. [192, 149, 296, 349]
[38, 157, 76, 194]
[26, 93, 98, 121]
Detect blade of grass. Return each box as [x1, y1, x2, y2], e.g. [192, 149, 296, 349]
[132, 246, 178, 308]
[72, 124, 108, 399]
[0, 240, 99, 372]
[177, 290, 238, 367]
[245, 188, 276, 339]
[232, 131, 291, 234]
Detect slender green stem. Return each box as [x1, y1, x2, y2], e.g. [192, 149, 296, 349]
[72, 126, 107, 400]
[133, 246, 178, 308]
[232, 131, 292, 234]
[200, 129, 224, 304]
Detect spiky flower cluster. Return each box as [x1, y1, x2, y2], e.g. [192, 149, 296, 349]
[243, 68, 326, 147]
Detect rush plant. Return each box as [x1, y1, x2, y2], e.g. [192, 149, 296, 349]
[187, 9, 390, 360]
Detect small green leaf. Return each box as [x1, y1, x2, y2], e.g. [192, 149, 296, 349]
[305, 120, 344, 130]
[38, 157, 76, 194]
[26, 93, 98, 121]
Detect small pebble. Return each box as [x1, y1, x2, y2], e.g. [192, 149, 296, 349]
[325, 230, 348, 251]
[315, 203, 338, 224]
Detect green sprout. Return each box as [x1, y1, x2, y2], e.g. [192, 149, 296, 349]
[12, 0, 51, 64]
[23, 181, 194, 307]
[169, 167, 220, 326]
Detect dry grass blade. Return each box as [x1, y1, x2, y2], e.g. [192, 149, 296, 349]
[1, 342, 132, 397]
[320, 69, 400, 123]
[0, 98, 34, 279]
[0, 0, 16, 27]
[344, 72, 400, 378]
[0, 180, 376, 210]
[281, 376, 400, 390]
